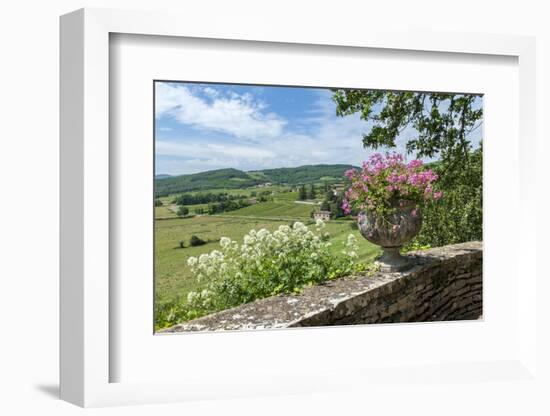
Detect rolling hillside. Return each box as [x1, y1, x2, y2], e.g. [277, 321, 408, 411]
[155, 164, 355, 197]
[251, 164, 355, 185]
[155, 168, 264, 196]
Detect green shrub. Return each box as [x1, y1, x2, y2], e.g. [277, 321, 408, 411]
[177, 206, 189, 217]
[189, 235, 207, 247]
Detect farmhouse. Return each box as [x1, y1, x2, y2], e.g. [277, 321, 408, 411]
[313, 210, 331, 222]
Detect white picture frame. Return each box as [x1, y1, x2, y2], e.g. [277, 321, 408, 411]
[60, 7, 538, 408]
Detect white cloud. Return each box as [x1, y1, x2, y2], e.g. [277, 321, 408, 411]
[202, 87, 219, 98]
[156, 140, 275, 160]
[155, 83, 286, 140]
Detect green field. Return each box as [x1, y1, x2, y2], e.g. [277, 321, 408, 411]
[224, 200, 314, 219]
[155, 206, 177, 218]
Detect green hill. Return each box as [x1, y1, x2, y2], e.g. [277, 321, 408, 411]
[155, 164, 356, 197]
[155, 168, 262, 196]
[251, 164, 355, 185]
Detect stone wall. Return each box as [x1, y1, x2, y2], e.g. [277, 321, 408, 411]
[161, 241, 482, 333]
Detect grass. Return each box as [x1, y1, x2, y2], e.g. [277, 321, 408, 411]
[272, 190, 300, 201]
[224, 200, 314, 219]
[155, 206, 177, 218]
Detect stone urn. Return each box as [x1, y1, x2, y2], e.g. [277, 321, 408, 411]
[357, 200, 422, 271]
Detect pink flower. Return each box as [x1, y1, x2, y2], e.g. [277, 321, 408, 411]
[342, 153, 441, 215]
[407, 159, 423, 169]
[344, 168, 357, 179]
[342, 199, 351, 215]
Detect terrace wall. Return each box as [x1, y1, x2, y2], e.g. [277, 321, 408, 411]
[161, 241, 482, 333]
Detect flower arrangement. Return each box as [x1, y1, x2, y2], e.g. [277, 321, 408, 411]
[342, 152, 442, 218]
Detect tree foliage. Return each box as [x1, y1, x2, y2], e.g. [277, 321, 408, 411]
[408, 145, 482, 247]
[177, 206, 189, 217]
[298, 184, 308, 200]
[308, 183, 316, 199]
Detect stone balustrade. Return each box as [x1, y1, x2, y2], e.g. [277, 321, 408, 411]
[161, 241, 482, 333]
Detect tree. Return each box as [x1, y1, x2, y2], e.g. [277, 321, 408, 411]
[332, 89, 483, 245]
[298, 184, 307, 200]
[177, 206, 189, 217]
[308, 183, 316, 199]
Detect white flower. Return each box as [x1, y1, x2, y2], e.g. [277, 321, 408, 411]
[278, 225, 291, 233]
[210, 250, 223, 260]
[187, 257, 198, 267]
[292, 221, 307, 232]
[257, 228, 269, 240]
[315, 218, 326, 229]
[220, 237, 231, 248]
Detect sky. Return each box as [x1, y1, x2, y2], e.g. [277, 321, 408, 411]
[154, 82, 482, 176]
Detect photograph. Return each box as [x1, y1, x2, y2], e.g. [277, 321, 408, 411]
[153, 81, 483, 332]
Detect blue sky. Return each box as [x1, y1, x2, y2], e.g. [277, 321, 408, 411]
[155, 82, 482, 176]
